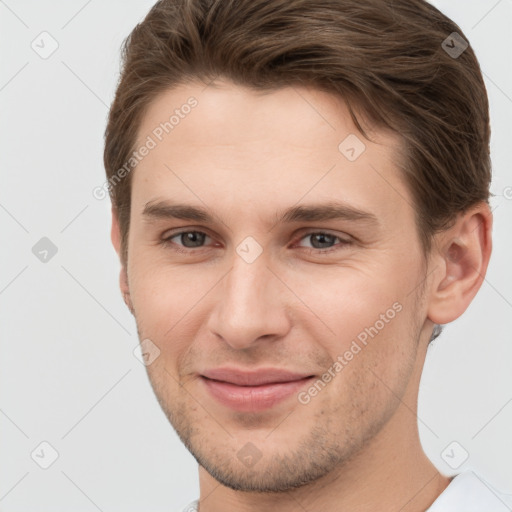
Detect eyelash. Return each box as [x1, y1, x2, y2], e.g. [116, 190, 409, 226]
[160, 230, 353, 255]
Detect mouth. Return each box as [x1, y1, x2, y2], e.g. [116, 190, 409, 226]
[199, 369, 316, 412]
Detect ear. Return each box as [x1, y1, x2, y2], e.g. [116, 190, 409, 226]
[111, 207, 133, 315]
[427, 202, 493, 325]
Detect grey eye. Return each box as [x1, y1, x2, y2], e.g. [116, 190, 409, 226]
[175, 231, 207, 248]
[304, 233, 338, 249]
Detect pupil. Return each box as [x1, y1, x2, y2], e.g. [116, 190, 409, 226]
[311, 233, 334, 249]
[182, 232, 205, 247]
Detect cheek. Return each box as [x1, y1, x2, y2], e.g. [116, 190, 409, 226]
[305, 297, 418, 432]
[127, 258, 193, 351]
[288, 263, 420, 387]
[286, 265, 405, 339]
[128, 247, 206, 315]
[127, 251, 233, 374]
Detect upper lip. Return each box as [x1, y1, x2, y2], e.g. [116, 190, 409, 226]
[201, 368, 314, 386]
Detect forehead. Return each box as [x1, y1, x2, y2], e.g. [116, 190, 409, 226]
[131, 80, 410, 222]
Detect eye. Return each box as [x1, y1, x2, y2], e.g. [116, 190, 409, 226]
[162, 230, 214, 250]
[295, 231, 352, 252]
[160, 229, 352, 255]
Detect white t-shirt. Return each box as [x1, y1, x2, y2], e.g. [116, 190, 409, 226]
[181, 470, 512, 512]
[425, 471, 512, 511]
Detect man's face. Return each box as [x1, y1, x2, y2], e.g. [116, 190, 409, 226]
[122, 80, 434, 491]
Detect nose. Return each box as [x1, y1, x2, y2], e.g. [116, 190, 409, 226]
[206, 253, 291, 350]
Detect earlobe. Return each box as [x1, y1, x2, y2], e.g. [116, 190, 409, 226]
[111, 207, 134, 315]
[111, 207, 122, 256]
[121, 269, 134, 315]
[427, 203, 492, 325]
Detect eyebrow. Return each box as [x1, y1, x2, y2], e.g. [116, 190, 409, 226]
[142, 200, 379, 227]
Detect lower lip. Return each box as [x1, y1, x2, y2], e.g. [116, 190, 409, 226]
[200, 376, 314, 412]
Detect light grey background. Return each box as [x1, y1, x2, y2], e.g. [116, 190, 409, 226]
[1, 1, 511, 510]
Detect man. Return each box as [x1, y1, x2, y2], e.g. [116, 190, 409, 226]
[103, 0, 509, 510]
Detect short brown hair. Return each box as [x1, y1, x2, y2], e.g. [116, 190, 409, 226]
[104, 0, 491, 267]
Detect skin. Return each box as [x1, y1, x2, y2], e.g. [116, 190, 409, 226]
[111, 79, 492, 512]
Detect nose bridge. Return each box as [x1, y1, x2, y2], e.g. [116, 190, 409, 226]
[207, 251, 289, 348]
[228, 254, 269, 309]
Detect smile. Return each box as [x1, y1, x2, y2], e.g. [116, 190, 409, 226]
[200, 374, 315, 412]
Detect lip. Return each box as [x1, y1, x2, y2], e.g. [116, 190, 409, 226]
[200, 368, 315, 412]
